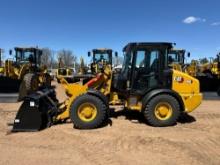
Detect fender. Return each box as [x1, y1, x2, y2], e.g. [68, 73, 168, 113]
[87, 89, 109, 106]
[142, 88, 184, 111]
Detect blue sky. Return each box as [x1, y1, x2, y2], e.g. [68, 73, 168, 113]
[0, 0, 220, 62]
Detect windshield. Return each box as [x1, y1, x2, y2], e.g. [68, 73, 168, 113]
[93, 53, 110, 63]
[16, 50, 35, 62]
[23, 51, 34, 61]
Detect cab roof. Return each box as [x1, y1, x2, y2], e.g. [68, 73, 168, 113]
[92, 48, 112, 53]
[14, 47, 42, 51]
[170, 48, 185, 52]
[123, 42, 173, 51]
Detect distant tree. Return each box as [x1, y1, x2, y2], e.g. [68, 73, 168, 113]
[199, 58, 209, 64]
[57, 49, 77, 67]
[0, 49, 4, 66]
[80, 56, 85, 68]
[41, 48, 54, 68]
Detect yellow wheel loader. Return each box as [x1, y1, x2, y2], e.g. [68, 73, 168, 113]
[0, 47, 51, 102]
[60, 48, 118, 84]
[56, 68, 74, 83]
[186, 54, 220, 96]
[168, 49, 190, 72]
[12, 42, 202, 131]
[56, 57, 74, 83]
[88, 48, 118, 74]
[197, 54, 220, 96]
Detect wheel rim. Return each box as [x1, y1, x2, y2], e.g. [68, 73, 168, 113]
[77, 103, 97, 122]
[154, 102, 173, 120]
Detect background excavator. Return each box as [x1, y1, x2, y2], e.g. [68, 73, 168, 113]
[12, 42, 202, 132]
[0, 47, 51, 102]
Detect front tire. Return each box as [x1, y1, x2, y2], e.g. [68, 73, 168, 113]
[23, 73, 39, 94]
[42, 73, 51, 87]
[70, 94, 108, 129]
[18, 73, 39, 101]
[143, 94, 180, 127]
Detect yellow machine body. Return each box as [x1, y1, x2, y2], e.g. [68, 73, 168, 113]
[56, 65, 202, 122]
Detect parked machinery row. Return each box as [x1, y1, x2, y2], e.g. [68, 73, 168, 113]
[167, 49, 220, 96]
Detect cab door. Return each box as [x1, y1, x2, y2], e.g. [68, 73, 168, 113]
[131, 49, 161, 94]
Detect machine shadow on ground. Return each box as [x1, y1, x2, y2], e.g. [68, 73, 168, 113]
[109, 108, 196, 126]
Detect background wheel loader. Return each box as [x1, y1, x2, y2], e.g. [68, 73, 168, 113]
[56, 57, 74, 83]
[196, 53, 220, 96]
[183, 54, 220, 95]
[88, 48, 118, 74]
[0, 47, 51, 102]
[12, 42, 202, 132]
[57, 48, 118, 84]
[168, 48, 190, 72]
[168, 49, 220, 96]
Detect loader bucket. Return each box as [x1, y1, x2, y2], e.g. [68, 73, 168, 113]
[12, 88, 58, 132]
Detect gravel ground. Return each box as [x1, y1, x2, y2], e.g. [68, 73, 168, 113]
[0, 82, 220, 165]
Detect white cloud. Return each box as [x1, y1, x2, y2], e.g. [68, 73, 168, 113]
[183, 16, 206, 24]
[211, 22, 220, 26]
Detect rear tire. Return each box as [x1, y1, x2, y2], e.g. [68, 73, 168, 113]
[70, 94, 108, 129]
[143, 94, 180, 127]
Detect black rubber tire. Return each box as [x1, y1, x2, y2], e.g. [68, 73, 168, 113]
[217, 87, 220, 96]
[18, 73, 39, 101]
[143, 94, 180, 127]
[23, 73, 39, 93]
[70, 94, 108, 129]
[42, 73, 52, 87]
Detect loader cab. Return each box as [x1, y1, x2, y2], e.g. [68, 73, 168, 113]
[114, 42, 173, 95]
[168, 49, 186, 65]
[89, 49, 114, 74]
[14, 47, 42, 66]
[91, 49, 113, 65]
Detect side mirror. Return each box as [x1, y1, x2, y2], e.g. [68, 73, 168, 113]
[187, 52, 190, 58]
[88, 51, 91, 57]
[115, 52, 118, 57]
[9, 49, 12, 55]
